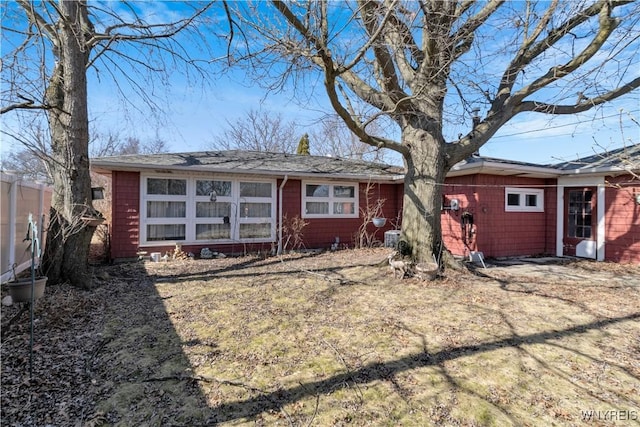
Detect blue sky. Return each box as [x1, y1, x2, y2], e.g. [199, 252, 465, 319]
[1, 1, 638, 167]
[78, 0, 640, 166]
[485, 101, 639, 165]
[86, 72, 639, 166]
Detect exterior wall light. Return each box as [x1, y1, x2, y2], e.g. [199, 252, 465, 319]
[91, 187, 104, 200]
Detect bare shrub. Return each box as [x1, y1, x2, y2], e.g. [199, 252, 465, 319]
[355, 182, 385, 248]
[282, 215, 308, 252]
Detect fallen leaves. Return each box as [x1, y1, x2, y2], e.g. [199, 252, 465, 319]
[1, 250, 639, 426]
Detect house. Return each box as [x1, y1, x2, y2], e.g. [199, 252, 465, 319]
[441, 145, 639, 263]
[91, 145, 639, 264]
[91, 151, 404, 260]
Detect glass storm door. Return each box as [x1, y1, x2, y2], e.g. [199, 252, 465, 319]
[564, 187, 596, 258]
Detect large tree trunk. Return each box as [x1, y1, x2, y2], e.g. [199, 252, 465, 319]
[42, 1, 97, 289]
[399, 126, 447, 266]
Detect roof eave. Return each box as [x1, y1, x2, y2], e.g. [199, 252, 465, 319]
[447, 160, 559, 178]
[558, 165, 639, 176]
[92, 157, 636, 182]
[90, 161, 404, 182]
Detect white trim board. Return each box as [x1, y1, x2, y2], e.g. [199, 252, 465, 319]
[556, 176, 605, 261]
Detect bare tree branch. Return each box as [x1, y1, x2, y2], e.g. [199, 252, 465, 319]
[512, 1, 620, 102]
[209, 108, 300, 153]
[1, 1, 218, 287]
[518, 76, 640, 115]
[1, 100, 36, 114]
[221, 0, 640, 264]
[450, 0, 504, 61]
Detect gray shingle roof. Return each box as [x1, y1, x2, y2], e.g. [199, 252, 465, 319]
[457, 154, 550, 169]
[552, 144, 640, 171]
[91, 150, 404, 180]
[92, 144, 639, 180]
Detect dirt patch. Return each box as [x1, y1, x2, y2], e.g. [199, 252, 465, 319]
[2, 249, 639, 426]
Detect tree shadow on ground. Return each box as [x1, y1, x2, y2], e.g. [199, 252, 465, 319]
[87, 257, 640, 425]
[149, 251, 382, 286]
[7, 255, 635, 425]
[468, 264, 605, 317]
[205, 312, 639, 423]
[147, 251, 328, 283]
[79, 261, 217, 426]
[1, 260, 217, 426]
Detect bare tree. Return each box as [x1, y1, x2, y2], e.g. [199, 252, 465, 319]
[1, 1, 215, 287]
[2, 126, 169, 183]
[0, 119, 52, 181]
[310, 114, 392, 163]
[140, 136, 170, 156]
[209, 108, 300, 153]
[92, 134, 169, 157]
[1, 149, 49, 182]
[222, 0, 640, 267]
[211, 108, 391, 161]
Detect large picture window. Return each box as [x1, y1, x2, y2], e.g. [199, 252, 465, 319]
[147, 224, 186, 241]
[302, 182, 358, 218]
[140, 175, 275, 245]
[504, 187, 544, 212]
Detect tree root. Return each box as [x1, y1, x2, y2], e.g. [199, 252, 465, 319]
[441, 249, 466, 272]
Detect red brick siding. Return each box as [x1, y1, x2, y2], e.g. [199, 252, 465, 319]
[604, 175, 640, 263]
[284, 180, 401, 248]
[111, 171, 140, 259]
[109, 176, 405, 258]
[108, 171, 567, 261]
[441, 174, 555, 258]
[280, 178, 302, 219]
[441, 175, 477, 256]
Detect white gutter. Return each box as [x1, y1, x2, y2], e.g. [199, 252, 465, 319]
[448, 160, 560, 178]
[448, 160, 637, 178]
[559, 165, 639, 176]
[277, 175, 289, 255]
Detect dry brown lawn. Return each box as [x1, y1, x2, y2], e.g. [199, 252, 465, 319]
[2, 248, 639, 426]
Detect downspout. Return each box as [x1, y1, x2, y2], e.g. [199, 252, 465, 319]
[277, 175, 289, 255]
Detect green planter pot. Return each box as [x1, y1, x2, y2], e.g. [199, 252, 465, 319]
[8, 277, 47, 303]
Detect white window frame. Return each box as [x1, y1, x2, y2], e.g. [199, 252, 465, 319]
[237, 180, 277, 242]
[194, 178, 234, 242]
[140, 174, 276, 246]
[141, 176, 189, 243]
[302, 181, 359, 219]
[505, 187, 544, 212]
